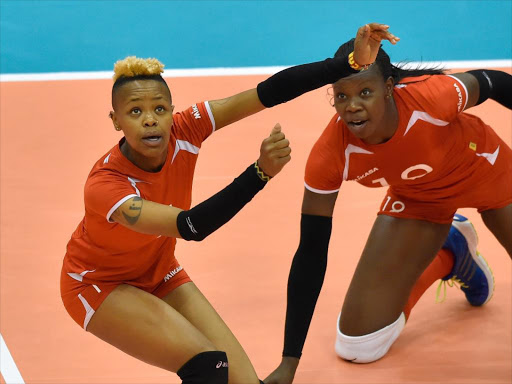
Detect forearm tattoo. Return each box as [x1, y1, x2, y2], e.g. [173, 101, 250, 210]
[122, 196, 143, 225]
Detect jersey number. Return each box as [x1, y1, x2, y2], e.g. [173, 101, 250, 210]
[371, 164, 433, 187]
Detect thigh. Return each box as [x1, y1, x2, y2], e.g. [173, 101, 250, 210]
[339, 215, 451, 336]
[87, 284, 216, 373]
[163, 282, 260, 384]
[481, 203, 512, 257]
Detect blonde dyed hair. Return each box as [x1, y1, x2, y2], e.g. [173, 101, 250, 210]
[113, 56, 165, 82]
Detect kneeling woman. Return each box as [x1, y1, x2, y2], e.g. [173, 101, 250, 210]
[265, 27, 511, 384]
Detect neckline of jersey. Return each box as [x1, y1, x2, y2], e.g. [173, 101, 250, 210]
[113, 137, 171, 177]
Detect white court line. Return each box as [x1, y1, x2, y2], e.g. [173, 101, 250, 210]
[0, 60, 510, 82]
[0, 333, 25, 384]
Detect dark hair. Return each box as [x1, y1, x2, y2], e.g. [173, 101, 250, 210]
[334, 39, 445, 83]
[111, 74, 171, 108]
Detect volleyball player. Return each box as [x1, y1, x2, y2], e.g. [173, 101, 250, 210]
[263, 25, 511, 384]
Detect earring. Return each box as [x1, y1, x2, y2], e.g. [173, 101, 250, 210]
[115, 126, 121, 131]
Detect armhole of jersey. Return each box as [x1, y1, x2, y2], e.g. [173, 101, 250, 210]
[447, 75, 469, 111]
[304, 181, 340, 195]
[204, 101, 216, 134]
[106, 194, 139, 223]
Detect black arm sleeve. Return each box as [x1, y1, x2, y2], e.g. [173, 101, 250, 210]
[467, 69, 512, 109]
[283, 214, 332, 358]
[177, 163, 267, 241]
[257, 56, 358, 108]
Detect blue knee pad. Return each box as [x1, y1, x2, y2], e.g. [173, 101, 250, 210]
[177, 351, 228, 384]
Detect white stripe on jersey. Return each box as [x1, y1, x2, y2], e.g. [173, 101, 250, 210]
[404, 111, 448, 136]
[171, 139, 200, 163]
[304, 182, 339, 194]
[476, 145, 500, 165]
[204, 101, 216, 133]
[343, 144, 373, 181]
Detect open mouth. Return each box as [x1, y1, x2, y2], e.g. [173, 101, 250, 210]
[142, 135, 163, 146]
[348, 120, 368, 129]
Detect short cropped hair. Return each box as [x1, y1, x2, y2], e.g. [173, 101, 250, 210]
[113, 56, 164, 81]
[111, 56, 170, 108]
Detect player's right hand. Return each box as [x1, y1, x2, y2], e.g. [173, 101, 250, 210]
[353, 23, 400, 66]
[257, 123, 291, 178]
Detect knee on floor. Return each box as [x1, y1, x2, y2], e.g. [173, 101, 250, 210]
[334, 313, 406, 363]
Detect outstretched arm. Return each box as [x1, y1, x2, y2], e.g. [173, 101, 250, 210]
[265, 188, 338, 384]
[451, 70, 512, 110]
[111, 124, 291, 240]
[210, 23, 399, 131]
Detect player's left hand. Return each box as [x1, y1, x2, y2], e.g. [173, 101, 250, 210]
[257, 123, 292, 178]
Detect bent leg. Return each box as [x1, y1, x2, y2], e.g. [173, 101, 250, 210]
[163, 282, 260, 384]
[87, 284, 217, 373]
[481, 203, 512, 257]
[336, 215, 451, 362]
[339, 215, 451, 336]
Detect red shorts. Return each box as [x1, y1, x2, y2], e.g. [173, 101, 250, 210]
[378, 147, 512, 223]
[60, 257, 191, 330]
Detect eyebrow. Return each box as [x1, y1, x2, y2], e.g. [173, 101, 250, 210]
[334, 80, 374, 90]
[127, 95, 167, 103]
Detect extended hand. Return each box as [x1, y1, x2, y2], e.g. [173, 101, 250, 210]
[264, 357, 299, 384]
[354, 23, 400, 66]
[257, 123, 291, 178]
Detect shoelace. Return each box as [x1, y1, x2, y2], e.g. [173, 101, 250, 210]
[436, 276, 469, 303]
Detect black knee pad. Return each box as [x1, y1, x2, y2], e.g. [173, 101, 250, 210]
[177, 351, 228, 384]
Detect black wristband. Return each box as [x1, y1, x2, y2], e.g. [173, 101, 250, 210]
[257, 55, 358, 108]
[467, 69, 512, 109]
[177, 162, 267, 241]
[283, 214, 332, 358]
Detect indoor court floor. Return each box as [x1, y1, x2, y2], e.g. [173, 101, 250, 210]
[1, 69, 511, 384]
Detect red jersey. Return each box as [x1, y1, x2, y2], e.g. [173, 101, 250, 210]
[305, 75, 512, 222]
[63, 102, 215, 287]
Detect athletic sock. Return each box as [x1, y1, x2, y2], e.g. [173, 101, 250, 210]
[403, 249, 454, 319]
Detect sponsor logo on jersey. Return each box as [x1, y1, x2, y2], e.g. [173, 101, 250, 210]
[355, 167, 379, 181]
[453, 82, 463, 112]
[192, 104, 201, 119]
[163, 265, 183, 282]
